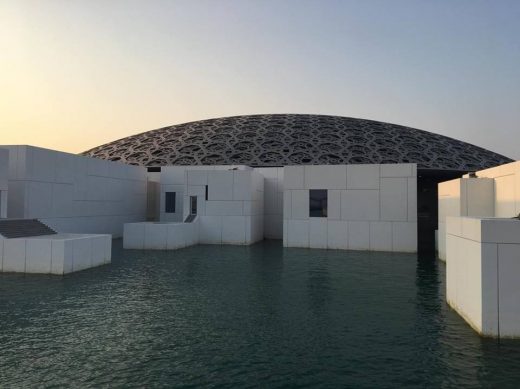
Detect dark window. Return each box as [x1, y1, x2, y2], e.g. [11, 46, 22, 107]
[205, 185, 208, 201]
[165, 192, 176, 213]
[190, 196, 197, 215]
[309, 189, 327, 217]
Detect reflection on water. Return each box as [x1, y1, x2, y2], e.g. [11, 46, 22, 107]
[1, 240, 520, 387]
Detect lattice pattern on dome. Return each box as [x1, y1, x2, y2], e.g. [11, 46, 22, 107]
[82, 114, 513, 170]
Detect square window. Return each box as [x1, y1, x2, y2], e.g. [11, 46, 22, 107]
[309, 189, 327, 217]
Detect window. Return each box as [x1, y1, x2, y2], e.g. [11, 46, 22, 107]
[165, 192, 176, 213]
[309, 190, 327, 217]
[205, 185, 208, 201]
[190, 196, 197, 215]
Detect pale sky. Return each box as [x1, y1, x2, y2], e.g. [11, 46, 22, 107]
[0, 0, 519, 158]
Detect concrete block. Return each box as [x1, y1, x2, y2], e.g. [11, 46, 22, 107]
[233, 171, 252, 201]
[446, 216, 463, 238]
[199, 216, 222, 244]
[26, 181, 53, 218]
[392, 222, 417, 252]
[187, 185, 205, 197]
[495, 175, 516, 217]
[497, 243, 520, 337]
[166, 224, 186, 249]
[481, 243, 499, 335]
[208, 171, 233, 200]
[327, 220, 348, 249]
[481, 219, 520, 244]
[291, 190, 309, 220]
[370, 221, 393, 251]
[461, 217, 482, 242]
[264, 178, 278, 214]
[284, 166, 304, 190]
[347, 164, 379, 190]
[380, 177, 408, 221]
[123, 223, 145, 249]
[25, 239, 52, 273]
[26, 146, 56, 182]
[466, 178, 495, 217]
[304, 165, 346, 189]
[91, 236, 107, 267]
[348, 221, 370, 250]
[283, 191, 292, 219]
[328, 190, 341, 220]
[72, 238, 92, 272]
[407, 178, 417, 222]
[3, 239, 26, 272]
[287, 219, 309, 247]
[144, 223, 168, 249]
[309, 218, 327, 248]
[51, 239, 72, 274]
[222, 216, 246, 244]
[341, 190, 379, 221]
[104, 236, 112, 264]
[205, 201, 244, 216]
[187, 170, 208, 186]
[161, 167, 187, 185]
[54, 152, 75, 184]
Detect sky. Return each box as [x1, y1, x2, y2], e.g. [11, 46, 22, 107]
[0, 0, 519, 158]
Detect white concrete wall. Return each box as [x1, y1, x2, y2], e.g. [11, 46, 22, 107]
[184, 169, 264, 245]
[0, 233, 111, 274]
[123, 221, 199, 250]
[446, 216, 520, 337]
[1, 145, 147, 237]
[0, 148, 8, 218]
[465, 161, 520, 218]
[283, 164, 417, 252]
[159, 165, 251, 222]
[255, 167, 283, 239]
[438, 178, 495, 260]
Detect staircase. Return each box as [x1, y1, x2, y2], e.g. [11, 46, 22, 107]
[0, 219, 57, 239]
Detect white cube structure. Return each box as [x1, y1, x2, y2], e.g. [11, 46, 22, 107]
[283, 164, 418, 252]
[0, 234, 111, 275]
[446, 216, 520, 337]
[126, 168, 265, 249]
[1, 146, 148, 237]
[463, 161, 520, 218]
[438, 178, 495, 260]
[184, 169, 264, 245]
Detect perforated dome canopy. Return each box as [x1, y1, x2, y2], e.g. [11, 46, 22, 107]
[82, 114, 512, 170]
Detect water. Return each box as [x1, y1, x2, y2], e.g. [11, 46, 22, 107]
[1, 240, 520, 388]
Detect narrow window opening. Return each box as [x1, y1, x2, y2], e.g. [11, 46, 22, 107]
[205, 185, 208, 201]
[190, 196, 197, 215]
[309, 189, 327, 217]
[165, 192, 176, 213]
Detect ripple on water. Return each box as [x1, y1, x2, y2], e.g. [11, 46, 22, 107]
[1, 240, 520, 388]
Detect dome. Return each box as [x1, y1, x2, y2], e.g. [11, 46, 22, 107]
[82, 114, 512, 170]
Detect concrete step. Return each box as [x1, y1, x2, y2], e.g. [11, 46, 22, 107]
[0, 219, 57, 239]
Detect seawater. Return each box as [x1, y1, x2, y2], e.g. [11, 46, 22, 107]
[1, 240, 520, 388]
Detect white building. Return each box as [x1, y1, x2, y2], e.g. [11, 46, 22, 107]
[2, 145, 147, 237]
[282, 164, 417, 251]
[439, 161, 520, 337]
